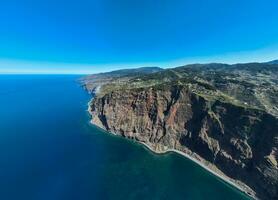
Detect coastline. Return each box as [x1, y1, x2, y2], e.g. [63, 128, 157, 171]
[87, 99, 256, 200]
[137, 141, 256, 200]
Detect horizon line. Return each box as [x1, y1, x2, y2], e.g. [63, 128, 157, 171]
[0, 59, 274, 75]
[0, 58, 276, 75]
[0, 45, 278, 74]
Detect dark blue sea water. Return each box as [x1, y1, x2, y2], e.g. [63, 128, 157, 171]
[0, 75, 250, 200]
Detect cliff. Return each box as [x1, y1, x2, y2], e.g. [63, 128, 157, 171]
[85, 63, 278, 199]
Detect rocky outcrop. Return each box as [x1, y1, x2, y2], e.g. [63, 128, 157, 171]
[89, 85, 278, 200]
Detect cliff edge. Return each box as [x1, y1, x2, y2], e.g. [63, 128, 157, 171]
[84, 63, 278, 200]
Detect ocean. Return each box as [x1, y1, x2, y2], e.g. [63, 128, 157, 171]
[0, 75, 250, 200]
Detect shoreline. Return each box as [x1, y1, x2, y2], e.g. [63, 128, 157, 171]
[137, 141, 256, 200]
[87, 99, 256, 200]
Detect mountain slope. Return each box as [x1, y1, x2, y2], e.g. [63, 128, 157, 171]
[266, 59, 278, 64]
[80, 67, 163, 92]
[85, 63, 278, 200]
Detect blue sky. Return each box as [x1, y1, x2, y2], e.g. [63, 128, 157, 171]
[0, 0, 278, 74]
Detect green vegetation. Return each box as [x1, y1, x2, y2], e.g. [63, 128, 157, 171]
[83, 62, 278, 117]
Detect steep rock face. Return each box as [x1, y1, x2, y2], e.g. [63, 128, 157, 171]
[89, 85, 278, 200]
